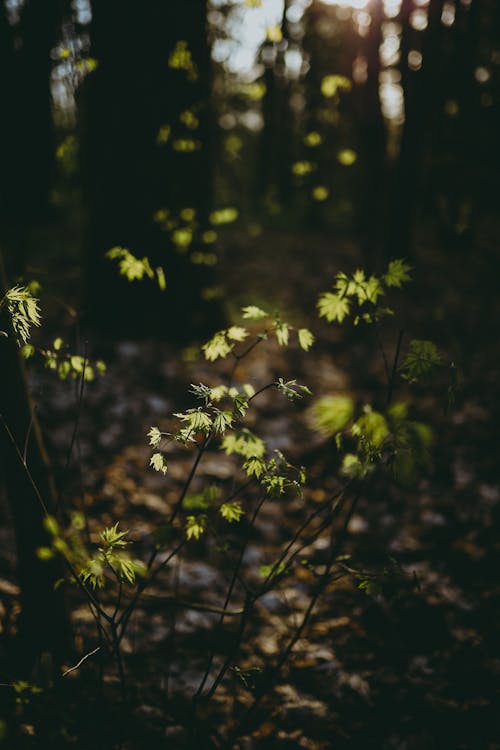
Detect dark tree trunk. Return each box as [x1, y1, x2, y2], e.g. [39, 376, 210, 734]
[0, 0, 59, 265]
[0, 255, 72, 670]
[259, 1, 294, 218]
[355, 0, 387, 263]
[81, 0, 222, 342]
[387, 0, 445, 259]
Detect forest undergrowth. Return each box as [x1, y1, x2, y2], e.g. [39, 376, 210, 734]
[0, 228, 499, 750]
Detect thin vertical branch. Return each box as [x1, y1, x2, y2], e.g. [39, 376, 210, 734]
[387, 329, 404, 405]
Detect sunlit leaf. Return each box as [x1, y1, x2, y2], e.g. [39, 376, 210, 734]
[298, 328, 314, 351]
[147, 427, 162, 448]
[220, 502, 244, 523]
[241, 305, 268, 320]
[317, 292, 350, 323]
[227, 326, 249, 342]
[275, 322, 290, 346]
[202, 331, 233, 361]
[185, 515, 206, 541]
[150, 452, 168, 475]
[383, 258, 412, 288]
[310, 395, 354, 436]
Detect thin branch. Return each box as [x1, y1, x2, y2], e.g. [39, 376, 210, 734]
[387, 329, 404, 405]
[57, 343, 89, 511]
[62, 646, 101, 677]
[0, 412, 49, 515]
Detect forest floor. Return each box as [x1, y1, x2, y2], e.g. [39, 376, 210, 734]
[1, 223, 499, 749]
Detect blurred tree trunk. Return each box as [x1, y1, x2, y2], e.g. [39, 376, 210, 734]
[259, 1, 294, 218]
[355, 0, 387, 263]
[437, 0, 482, 249]
[0, 255, 72, 669]
[0, 0, 59, 272]
[81, 0, 222, 341]
[387, 0, 445, 259]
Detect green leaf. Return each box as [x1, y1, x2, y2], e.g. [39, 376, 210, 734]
[383, 259, 412, 288]
[221, 429, 266, 459]
[174, 408, 213, 433]
[58, 360, 72, 380]
[358, 578, 383, 597]
[276, 378, 311, 401]
[189, 383, 213, 403]
[243, 456, 266, 478]
[364, 275, 384, 304]
[4, 285, 42, 345]
[261, 473, 286, 497]
[232, 392, 249, 418]
[147, 426, 162, 448]
[241, 305, 268, 320]
[310, 394, 354, 435]
[399, 339, 442, 383]
[202, 331, 233, 361]
[70, 355, 85, 373]
[340, 453, 367, 478]
[80, 558, 105, 589]
[352, 408, 389, 448]
[150, 452, 168, 474]
[260, 561, 287, 580]
[220, 502, 244, 523]
[106, 247, 154, 282]
[44, 515, 60, 536]
[115, 556, 136, 584]
[213, 410, 233, 434]
[21, 344, 35, 359]
[185, 515, 206, 541]
[317, 292, 350, 323]
[156, 266, 167, 290]
[100, 522, 129, 548]
[210, 385, 228, 402]
[227, 325, 249, 342]
[297, 328, 314, 351]
[275, 322, 290, 346]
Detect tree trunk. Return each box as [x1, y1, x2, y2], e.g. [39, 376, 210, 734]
[80, 0, 222, 342]
[387, 0, 445, 259]
[0, 254, 72, 670]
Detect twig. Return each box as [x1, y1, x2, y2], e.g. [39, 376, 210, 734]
[387, 329, 404, 406]
[62, 646, 101, 677]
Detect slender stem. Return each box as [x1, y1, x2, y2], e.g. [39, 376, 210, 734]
[227, 487, 364, 745]
[0, 413, 49, 515]
[387, 329, 404, 406]
[195, 493, 267, 698]
[167, 437, 210, 526]
[116, 540, 185, 639]
[261, 481, 350, 589]
[22, 410, 35, 465]
[374, 323, 391, 386]
[206, 593, 253, 699]
[228, 336, 265, 386]
[62, 646, 101, 677]
[57, 344, 89, 512]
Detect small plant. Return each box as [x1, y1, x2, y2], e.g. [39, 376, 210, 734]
[0, 258, 450, 747]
